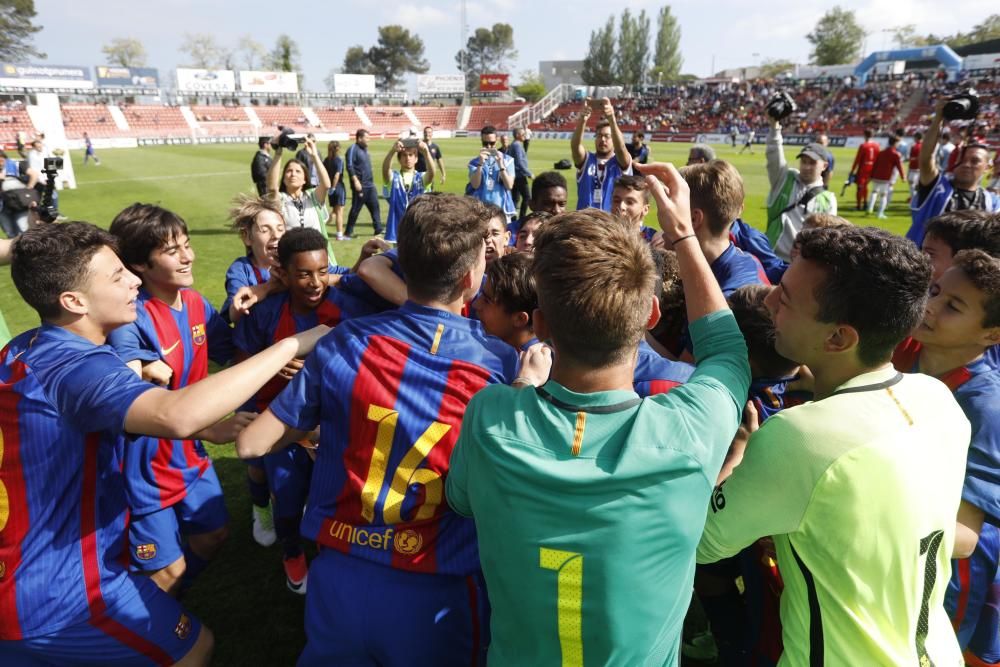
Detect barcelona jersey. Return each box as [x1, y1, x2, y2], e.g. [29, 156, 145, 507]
[268, 301, 518, 576]
[108, 288, 234, 515]
[633, 339, 694, 397]
[0, 326, 155, 638]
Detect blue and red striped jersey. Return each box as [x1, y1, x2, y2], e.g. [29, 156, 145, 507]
[337, 249, 405, 313]
[711, 242, 771, 296]
[222, 255, 271, 319]
[233, 288, 376, 412]
[268, 301, 518, 576]
[633, 339, 694, 397]
[0, 325, 155, 639]
[107, 288, 234, 514]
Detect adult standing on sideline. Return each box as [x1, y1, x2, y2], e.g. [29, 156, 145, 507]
[627, 131, 650, 164]
[266, 135, 336, 259]
[415, 126, 446, 189]
[571, 97, 632, 211]
[251, 137, 272, 196]
[323, 141, 347, 241]
[523, 126, 532, 152]
[848, 129, 879, 211]
[509, 127, 533, 220]
[468, 125, 516, 219]
[345, 129, 383, 238]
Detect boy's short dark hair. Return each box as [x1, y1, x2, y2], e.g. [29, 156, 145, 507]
[683, 160, 745, 237]
[355, 129, 368, 139]
[728, 285, 798, 378]
[953, 249, 1000, 328]
[397, 194, 490, 303]
[110, 203, 189, 269]
[258, 137, 269, 149]
[277, 227, 327, 268]
[531, 172, 567, 200]
[483, 202, 506, 221]
[12, 222, 118, 320]
[796, 226, 931, 366]
[486, 252, 537, 327]
[649, 248, 686, 352]
[533, 210, 654, 367]
[481, 125, 497, 136]
[924, 210, 1000, 256]
[613, 174, 650, 202]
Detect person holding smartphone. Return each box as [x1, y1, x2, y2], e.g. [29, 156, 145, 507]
[468, 125, 516, 219]
[570, 96, 633, 212]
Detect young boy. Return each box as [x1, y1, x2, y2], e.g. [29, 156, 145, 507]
[234, 228, 375, 594]
[515, 212, 549, 253]
[382, 139, 434, 243]
[610, 174, 658, 244]
[920, 210, 1000, 281]
[474, 252, 538, 351]
[505, 171, 568, 244]
[0, 222, 325, 665]
[447, 166, 750, 665]
[891, 249, 1000, 666]
[107, 204, 239, 596]
[237, 194, 526, 666]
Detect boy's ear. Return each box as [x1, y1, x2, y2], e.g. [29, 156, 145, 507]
[646, 296, 661, 331]
[984, 326, 1000, 345]
[690, 208, 705, 232]
[271, 265, 289, 286]
[512, 310, 530, 329]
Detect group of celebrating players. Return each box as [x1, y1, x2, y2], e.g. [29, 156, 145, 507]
[0, 90, 999, 667]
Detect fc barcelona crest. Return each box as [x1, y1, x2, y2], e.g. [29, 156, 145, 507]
[135, 543, 157, 561]
[174, 613, 192, 640]
[191, 323, 206, 346]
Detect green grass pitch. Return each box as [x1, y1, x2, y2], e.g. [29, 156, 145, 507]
[0, 137, 913, 664]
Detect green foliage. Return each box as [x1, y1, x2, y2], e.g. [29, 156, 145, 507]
[653, 6, 683, 80]
[0, 0, 43, 61]
[102, 37, 147, 68]
[582, 15, 617, 85]
[368, 26, 429, 91]
[514, 70, 546, 102]
[339, 46, 373, 76]
[237, 35, 268, 70]
[806, 6, 866, 65]
[616, 9, 651, 88]
[455, 23, 518, 92]
[268, 35, 300, 73]
[179, 33, 225, 69]
[759, 58, 795, 79]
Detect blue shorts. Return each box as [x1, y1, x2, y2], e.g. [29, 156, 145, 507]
[263, 444, 312, 522]
[298, 549, 488, 667]
[948, 522, 1000, 662]
[0, 573, 201, 666]
[329, 185, 346, 208]
[129, 465, 229, 571]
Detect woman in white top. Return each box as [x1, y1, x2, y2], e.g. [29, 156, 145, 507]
[266, 134, 336, 260]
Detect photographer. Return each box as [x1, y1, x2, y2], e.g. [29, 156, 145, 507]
[571, 97, 632, 211]
[908, 97, 1000, 245]
[266, 133, 335, 255]
[764, 95, 837, 261]
[0, 150, 40, 238]
[468, 125, 515, 217]
[250, 137, 272, 196]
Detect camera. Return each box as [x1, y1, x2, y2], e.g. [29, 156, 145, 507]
[43, 156, 63, 171]
[766, 91, 797, 122]
[942, 90, 979, 121]
[37, 152, 63, 223]
[401, 138, 420, 150]
[270, 127, 304, 151]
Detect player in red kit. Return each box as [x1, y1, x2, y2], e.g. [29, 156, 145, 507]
[849, 129, 880, 211]
[867, 136, 906, 219]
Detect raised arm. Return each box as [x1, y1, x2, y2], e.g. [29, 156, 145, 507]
[357, 254, 407, 306]
[307, 138, 330, 203]
[469, 150, 488, 189]
[382, 141, 400, 185]
[765, 119, 787, 190]
[498, 154, 514, 190]
[419, 141, 435, 184]
[266, 145, 284, 196]
[920, 100, 947, 187]
[570, 100, 592, 169]
[602, 98, 632, 172]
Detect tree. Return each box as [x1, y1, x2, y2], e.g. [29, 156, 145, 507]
[514, 70, 546, 102]
[455, 23, 518, 92]
[950, 14, 1000, 47]
[341, 46, 373, 75]
[615, 8, 651, 88]
[651, 6, 683, 81]
[581, 15, 616, 85]
[101, 38, 147, 68]
[806, 6, 866, 65]
[758, 58, 795, 79]
[179, 33, 224, 69]
[0, 0, 44, 60]
[368, 25, 429, 91]
[237, 35, 268, 70]
[890, 24, 921, 48]
[268, 34, 300, 72]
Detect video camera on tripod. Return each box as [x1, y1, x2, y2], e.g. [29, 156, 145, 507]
[36, 153, 63, 223]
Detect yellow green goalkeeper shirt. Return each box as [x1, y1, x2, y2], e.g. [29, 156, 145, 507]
[697, 366, 970, 666]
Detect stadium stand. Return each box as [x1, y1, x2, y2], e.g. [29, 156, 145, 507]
[252, 105, 314, 133]
[118, 104, 190, 139]
[312, 106, 364, 133]
[60, 104, 119, 140]
[467, 103, 528, 131]
[0, 103, 39, 143]
[409, 106, 460, 130]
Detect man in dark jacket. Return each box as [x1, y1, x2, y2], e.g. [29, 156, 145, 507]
[251, 138, 272, 196]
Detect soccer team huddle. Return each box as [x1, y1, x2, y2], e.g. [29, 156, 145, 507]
[0, 93, 999, 667]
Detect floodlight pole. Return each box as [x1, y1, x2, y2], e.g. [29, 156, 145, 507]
[461, 0, 470, 104]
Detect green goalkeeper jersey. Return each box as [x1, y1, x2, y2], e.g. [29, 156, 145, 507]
[447, 311, 749, 666]
[698, 366, 969, 666]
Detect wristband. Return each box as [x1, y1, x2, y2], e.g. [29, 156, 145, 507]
[671, 233, 697, 247]
[511, 377, 533, 387]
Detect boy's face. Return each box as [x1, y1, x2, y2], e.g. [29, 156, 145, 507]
[242, 210, 285, 267]
[474, 277, 519, 346]
[484, 216, 510, 263]
[611, 187, 649, 226]
[138, 232, 195, 291]
[399, 147, 419, 170]
[531, 186, 567, 215]
[763, 259, 830, 365]
[82, 245, 143, 331]
[921, 233, 954, 282]
[516, 219, 542, 253]
[914, 266, 998, 350]
[282, 249, 329, 311]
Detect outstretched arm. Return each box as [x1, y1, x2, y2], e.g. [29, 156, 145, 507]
[920, 100, 947, 187]
[266, 146, 283, 196]
[570, 100, 592, 169]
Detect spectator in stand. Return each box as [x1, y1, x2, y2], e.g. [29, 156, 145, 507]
[345, 129, 383, 238]
[571, 97, 632, 211]
[468, 125, 516, 219]
[908, 99, 1000, 245]
[765, 118, 837, 261]
[867, 136, 906, 219]
[907, 131, 924, 202]
[415, 126, 446, 189]
[687, 144, 716, 166]
[295, 133, 319, 188]
[627, 131, 650, 164]
[508, 128, 533, 221]
[848, 129, 880, 211]
[251, 137, 272, 197]
[323, 141, 347, 240]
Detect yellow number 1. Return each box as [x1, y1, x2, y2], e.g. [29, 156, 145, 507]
[540, 547, 584, 667]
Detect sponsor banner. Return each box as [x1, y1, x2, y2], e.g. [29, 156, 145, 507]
[0, 63, 92, 89]
[332, 73, 376, 95]
[963, 53, 1000, 70]
[479, 73, 509, 92]
[96, 66, 159, 88]
[417, 74, 465, 95]
[176, 68, 236, 93]
[239, 70, 298, 94]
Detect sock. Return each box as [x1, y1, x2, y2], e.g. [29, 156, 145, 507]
[247, 471, 269, 508]
[275, 516, 302, 557]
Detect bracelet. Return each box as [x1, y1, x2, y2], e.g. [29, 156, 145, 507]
[511, 377, 533, 387]
[671, 233, 697, 247]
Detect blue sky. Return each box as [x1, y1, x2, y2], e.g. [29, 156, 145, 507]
[33, 0, 998, 91]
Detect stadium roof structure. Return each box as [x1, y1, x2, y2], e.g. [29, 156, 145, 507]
[854, 45, 963, 86]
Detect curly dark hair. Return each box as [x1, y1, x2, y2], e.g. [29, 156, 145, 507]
[952, 249, 1000, 328]
[924, 211, 1000, 257]
[728, 285, 797, 378]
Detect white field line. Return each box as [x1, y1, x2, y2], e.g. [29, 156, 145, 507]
[81, 170, 245, 185]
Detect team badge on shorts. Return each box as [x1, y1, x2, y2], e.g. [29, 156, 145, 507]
[135, 543, 157, 561]
[393, 529, 423, 556]
[191, 323, 206, 346]
[174, 613, 192, 640]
